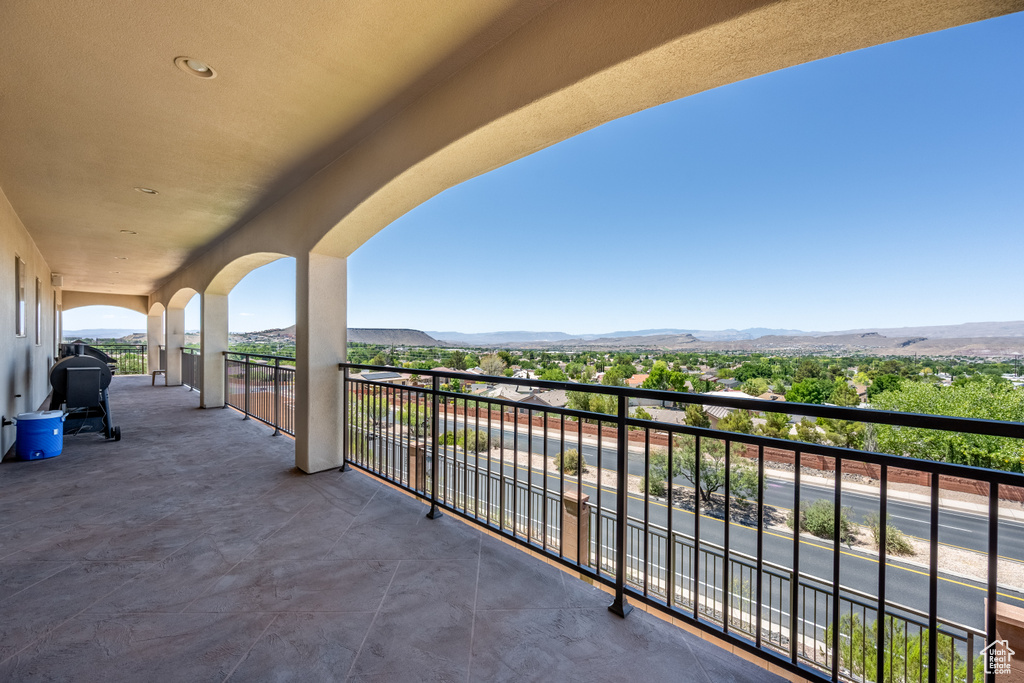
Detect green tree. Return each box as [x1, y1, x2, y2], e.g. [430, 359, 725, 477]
[684, 404, 710, 428]
[819, 418, 865, 449]
[740, 377, 769, 397]
[829, 379, 861, 407]
[867, 373, 902, 400]
[641, 361, 671, 390]
[496, 350, 515, 367]
[601, 367, 626, 386]
[668, 371, 690, 392]
[872, 377, 1024, 471]
[717, 409, 754, 434]
[539, 367, 568, 381]
[794, 359, 821, 382]
[612, 363, 636, 380]
[448, 350, 468, 370]
[566, 391, 617, 421]
[758, 411, 790, 439]
[642, 449, 683, 497]
[479, 354, 506, 376]
[786, 378, 831, 404]
[674, 435, 759, 504]
[795, 417, 821, 444]
[398, 402, 431, 437]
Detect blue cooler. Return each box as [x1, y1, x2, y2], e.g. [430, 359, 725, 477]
[15, 411, 66, 460]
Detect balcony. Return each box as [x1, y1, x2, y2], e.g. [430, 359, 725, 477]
[0, 375, 777, 681]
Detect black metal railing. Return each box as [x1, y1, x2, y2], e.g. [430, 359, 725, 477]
[93, 343, 148, 375]
[159, 345, 166, 371]
[59, 342, 148, 375]
[181, 347, 201, 392]
[223, 351, 295, 435]
[339, 363, 1024, 683]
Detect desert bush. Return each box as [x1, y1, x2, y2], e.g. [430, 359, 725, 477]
[787, 499, 855, 543]
[864, 512, 914, 556]
[555, 449, 584, 475]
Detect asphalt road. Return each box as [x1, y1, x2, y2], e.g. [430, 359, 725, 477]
[447, 445, 1024, 639]
[359, 418, 1024, 640]
[440, 415, 1024, 562]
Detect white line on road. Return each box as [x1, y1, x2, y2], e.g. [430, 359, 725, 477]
[889, 514, 972, 532]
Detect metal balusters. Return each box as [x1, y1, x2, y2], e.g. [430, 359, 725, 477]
[791, 448, 802, 666]
[242, 354, 251, 418]
[831, 457, 842, 682]
[340, 367, 349, 471]
[427, 375, 442, 519]
[643, 428, 650, 598]
[876, 465, 887, 682]
[986, 483, 999, 683]
[609, 394, 632, 618]
[756, 444, 764, 649]
[929, 474, 939, 683]
[667, 432, 675, 610]
[694, 433, 702, 621]
[724, 439, 732, 634]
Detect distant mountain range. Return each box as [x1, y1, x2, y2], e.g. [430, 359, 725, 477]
[64, 328, 148, 338]
[430, 321, 1024, 346]
[66, 321, 1024, 357]
[428, 327, 811, 344]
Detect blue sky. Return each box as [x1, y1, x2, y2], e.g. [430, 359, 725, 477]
[64, 12, 1023, 335]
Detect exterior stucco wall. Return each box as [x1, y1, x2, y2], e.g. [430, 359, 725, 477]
[0, 187, 60, 456]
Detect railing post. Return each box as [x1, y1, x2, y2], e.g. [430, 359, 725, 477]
[222, 352, 229, 408]
[609, 393, 633, 618]
[242, 354, 251, 420]
[340, 366, 350, 471]
[426, 374, 443, 519]
[272, 358, 281, 436]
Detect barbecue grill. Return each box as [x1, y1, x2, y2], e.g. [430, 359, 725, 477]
[48, 350, 121, 441]
[59, 342, 119, 375]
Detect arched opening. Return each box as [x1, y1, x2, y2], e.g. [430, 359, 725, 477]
[346, 12, 1024, 337]
[59, 304, 151, 375]
[200, 254, 293, 411]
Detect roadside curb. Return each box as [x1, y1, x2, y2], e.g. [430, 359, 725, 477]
[764, 468, 1024, 523]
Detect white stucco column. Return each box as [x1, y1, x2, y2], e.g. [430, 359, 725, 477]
[165, 307, 185, 386]
[147, 313, 163, 372]
[295, 251, 346, 473]
[200, 292, 228, 408]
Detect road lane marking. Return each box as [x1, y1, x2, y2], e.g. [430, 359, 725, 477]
[889, 514, 972, 532]
[384, 443, 1024, 604]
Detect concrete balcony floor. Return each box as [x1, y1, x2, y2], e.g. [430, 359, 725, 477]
[0, 376, 782, 682]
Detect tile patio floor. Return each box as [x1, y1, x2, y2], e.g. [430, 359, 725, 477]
[0, 375, 784, 682]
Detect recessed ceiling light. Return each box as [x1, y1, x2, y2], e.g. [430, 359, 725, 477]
[134, 186, 158, 195]
[120, 229, 138, 235]
[174, 56, 216, 79]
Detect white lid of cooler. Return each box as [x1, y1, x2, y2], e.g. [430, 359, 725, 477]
[15, 410, 65, 421]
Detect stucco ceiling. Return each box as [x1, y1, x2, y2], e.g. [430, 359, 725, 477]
[0, 0, 557, 294]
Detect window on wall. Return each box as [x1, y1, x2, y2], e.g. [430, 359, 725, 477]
[14, 256, 26, 337]
[35, 278, 42, 345]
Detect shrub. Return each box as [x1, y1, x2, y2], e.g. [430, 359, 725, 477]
[787, 499, 855, 543]
[555, 449, 584, 475]
[864, 513, 914, 556]
[642, 476, 668, 498]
